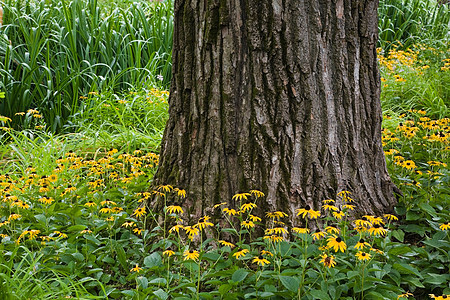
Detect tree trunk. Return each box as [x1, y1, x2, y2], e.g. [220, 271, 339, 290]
[153, 0, 398, 225]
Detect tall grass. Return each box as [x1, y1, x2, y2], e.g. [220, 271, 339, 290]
[0, 0, 173, 132]
[378, 0, 450, 50]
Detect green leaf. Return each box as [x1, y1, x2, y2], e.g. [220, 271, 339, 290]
[136, 276, 148, 290]
[144, 252, 162, 268]
[218, 284, 232, 295]
[310, 290, 331, 300]
[231, 269, 248, 283]
[67, 225, 87, 232]
[153, 289, 168, 300]
[34, 214, 47, 225]
[278, 275, 299, 293]
[424, 273, 449, 285]
[418, 203, 437, 217]
[391, 229, 404, 242]
[405, 210, 421, 221]
[72, 252, 84, 262]
[115, 243, 128, 271]
[392, 263, 422, 278]
[388, 245, 413, 256]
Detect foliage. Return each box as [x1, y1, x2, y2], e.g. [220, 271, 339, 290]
[378, 0, 450, 50]
[0, 0, 173, 132]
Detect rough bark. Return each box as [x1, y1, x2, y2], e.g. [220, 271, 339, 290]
[153, 0, 398, 225]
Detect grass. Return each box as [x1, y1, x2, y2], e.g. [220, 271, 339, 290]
[0, 0, 449, 298]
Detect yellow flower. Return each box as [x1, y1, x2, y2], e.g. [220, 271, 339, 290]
[311, 230, 325, 240]
[169, 224, 184, 233]
[249, 214, 261, 222]
[133, 228, 144, 235]
[266, 211, 287, 219]
[325, 226, 340, 235]
[100, 199, 117, 206]
[263, 235, 284, 242]
[240, 202, 257, 212]
[383, 214, 398, 221]
[266, 227, 288, 235]
[84, 201, 96, 207]
[241, 220, 255, 229]
[194, 216, 214, 229]
[400, 160, 416, 170]
[261, 250, 273, 257]
[133, 207, 146, 218]
[397, 292, 413, 299]
[249, 190, 265, 198]
[183, 249, 199, 261]
[367, 224, 387, 236]
[223, 208, 239, 216]
[354, 238, 371, 250]
[99, 207, 112, 214]
[163, 250, 175, 257]
[184, 226, 199, 239]
[252, 256, 270, 266]
[80, 229, 92, 234]
[296, 205, 321, 219]
[218, 240, 235, 248]
[173, 188, 186, 198]
[106, 216, 115, 221]
[8, 214, 21, 221]
[213, 202, 227, 209]
[322, 199, 335, 204]
[332, 211, 345, 220]
[355, 251, 371, 261]
[343, 204, 355, 210]
[323, 204, 338, 211]
[166, 205, 184, 214]
[157, 185, 173, 193]
[370, 247, 384, 255]
[319, 253, 336, 268]
[130, 264, 143, 273]
[53, 231, 67, 239]
[292, 227, 309, 234]
[439, 222, 449, 230]
[232, 192, 251, 201]
[327, 235, 347, 252]
[232, 249, 249, 259]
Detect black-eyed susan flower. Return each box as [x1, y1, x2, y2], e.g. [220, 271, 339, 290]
[213, 202, 227, 209]
[83, 200, 96, 207]
[130, 226, 143, 235]
[327, 235, 347, 252]
[232, 192, 251, 201]
[354, 238, 370, 250]
[130, 264, 143, 273]
[343, 204, 355, 210]
[232, 249, 249, 259]
[263, 235, 284, 242]
[261, 250, 273, 257]
[266, 211, 287, 220]
[252, 255, 270, 266]
[122, 221, 135, 228]
[218, 240, 235, 248]
[166, 205, 184, 214]
[80, 229, 92, 234]
[397, 292, 413, 299]
[169, 224, 184, 234]
[439, 222, 449, 230]
[312, 230, 325, 240]
[322, 199, 335, 204]
[183, 249, 200, 261]
[319, 253, 336, 268]
[323, 204, 338, 211]
[400, 160, 416, 170]
[173, 188, 186, 198]
[355, 251, 371, 261]
[325, 225, 340, 234]
[332, 211, 345, 220]
[101, 199, 117, 206]
[8, 213, 21, 221]
[53, 231, 67, 239]
[249, 190, 265, 198]
[240, 202, 257, 212]
[241, 220, 255, 229]
[133, 207, 146, 218]
[370, 247, 384, 255]
[223, 208, 239, 216]
[157, 185, 173, 193]
[184, 226, 199, 239]
[383, 214, 398, 221]
[99, 207, 112, 214]
[163, 250, 175, 257]
[194, 216, 214, 229]
[292, 227, 309, 234]
[296, 205, 321, 219]
[249, 214, 261, 222]
[266, 227, 288, 235]
[367, 224, 387, 236]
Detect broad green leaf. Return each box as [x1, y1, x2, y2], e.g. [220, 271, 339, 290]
[72, 252, 84, 262]
[278, 275, 299, 293]
[392, 263, 422, 278]
[388, 245, 413, 256]
[144, 252, 162, 268]
[153, 289, 168, 300]
[136, 276, 148, 290]
[310, 289, 331, 300]
[231, 269, 248, 283]
[218, 284, 232, 295]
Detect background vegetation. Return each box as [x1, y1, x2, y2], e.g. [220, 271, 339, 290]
[0, 0, 448, 299]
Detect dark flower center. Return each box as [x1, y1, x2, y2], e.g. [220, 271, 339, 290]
[359, 238, 365, 243]
[305, 205, 311, 210]
[336, 237, 342, 243]
[189, 250, 194, 253]
[258, 255, 263, 259]
[361, 253, 367, 256]
[373, 224, 381, 228]
[362, 216, 367, 221]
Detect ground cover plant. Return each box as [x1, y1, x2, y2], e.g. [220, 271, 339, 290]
[0, 0, 449, 299]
